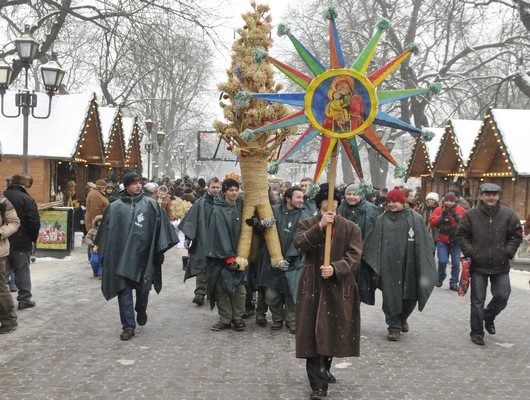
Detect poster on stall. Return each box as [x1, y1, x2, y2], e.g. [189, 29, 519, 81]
[36, 209, 69, 250]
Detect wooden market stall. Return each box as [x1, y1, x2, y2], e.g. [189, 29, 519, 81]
[122, 116, 143, 175]
[0, 92, 107, 205]
[430, 119, 482, 202]
[99, 106, 127, 181]
[464, 108, 530, 219]
[405, 128, 444, 197]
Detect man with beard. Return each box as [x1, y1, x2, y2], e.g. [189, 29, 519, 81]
[257, 186, 310, 334]
[179, 177, 221, 306]
[295, 183, 362, 400]
[455, 183, 522, 346]
[96, 173, 179, 340]
[363, 187, 437, 342]
[206, 178, 247, 332]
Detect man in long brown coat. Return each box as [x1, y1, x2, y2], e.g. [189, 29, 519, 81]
[85, 179, 110, 231]
[294, 183, 362, 400]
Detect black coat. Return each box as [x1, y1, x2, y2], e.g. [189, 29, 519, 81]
[3, 185, 40, 252]
[455, 201, 522, 275]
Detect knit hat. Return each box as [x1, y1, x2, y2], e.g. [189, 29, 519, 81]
[345, 183, 359, 195]
[95, 179, 107, 189]
[443, 192, 457, 202]
[122, 173, 140, 188]
[10, 173, 33, 188]
[386, 186, 405, 204]
[425, 192, 439, 203]
[222, 178, 240, 193]
[314, 183, 341, 208]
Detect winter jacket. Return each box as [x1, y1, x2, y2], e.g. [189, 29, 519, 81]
[430, 205, 466, 243]
[0, 195, 21, 257]
[3, 185, 40, 252]
[294, 214, 362, 359]
[85, 188, 110, 231]
[84, 215, 102, 247]
[455, 201, 522, 275]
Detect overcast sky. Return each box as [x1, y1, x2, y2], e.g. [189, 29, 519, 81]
[208, 0, 294, 119]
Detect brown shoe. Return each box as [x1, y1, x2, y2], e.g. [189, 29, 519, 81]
[120, 328, 135, 340]
[232, 319, 246, 331]
[255, 314, 267, 326]
[401, 321, 409, 333]
[211, 321, 231, 331]
[287, 323, 296, 334]
[387, 331, 400, 341]
[271, 321, 283, 330]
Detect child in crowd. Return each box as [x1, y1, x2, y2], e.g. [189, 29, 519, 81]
[84, 215, 103, 279]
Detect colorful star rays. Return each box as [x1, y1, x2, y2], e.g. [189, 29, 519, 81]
[248, 11, 438, 181]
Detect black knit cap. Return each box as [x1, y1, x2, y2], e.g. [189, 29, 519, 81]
[314, 183, 341, 208]
[222, 178, 240, 193]
[122, 173, 140, 188]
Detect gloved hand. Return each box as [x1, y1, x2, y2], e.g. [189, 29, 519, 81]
[442, 208, 449, 216]
[226, 262, 239, 272]
[184, 239, 191, 249]
[245, 217, 276, 228]
[245, 217, 260, 227]
[276, 259, 290, 272]
[260, 217, 276, 228]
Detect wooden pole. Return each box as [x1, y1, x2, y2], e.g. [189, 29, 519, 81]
[323, 141, 339, 267]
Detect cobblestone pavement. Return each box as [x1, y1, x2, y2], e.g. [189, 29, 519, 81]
[1, 244, 529, 400]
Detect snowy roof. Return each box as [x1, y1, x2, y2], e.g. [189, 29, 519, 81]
[450, 119, 482, 162]
[98, 106, 119, 145]
[0, 91, 95, 158]
[491, 109, 530, 176]
[424, 127, 444, 163]
[122, 117, 134, 146]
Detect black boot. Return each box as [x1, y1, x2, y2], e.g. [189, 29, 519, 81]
[182, 256, 189, 271]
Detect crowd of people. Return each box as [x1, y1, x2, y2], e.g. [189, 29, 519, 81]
[0, 171, 525, 400]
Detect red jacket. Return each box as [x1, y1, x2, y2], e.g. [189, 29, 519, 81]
[430, 205, 466, 243]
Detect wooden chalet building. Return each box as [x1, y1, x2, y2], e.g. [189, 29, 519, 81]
[99, 106, 127, 181]
[0, 92, 106, 204]
[405, 128, 443, 197]
[122, 116, 143, 174]
[465, 108, 530, 219]
[430, 119, 482, 201]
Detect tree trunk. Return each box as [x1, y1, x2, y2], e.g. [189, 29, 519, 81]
[236, 153, 283, 268]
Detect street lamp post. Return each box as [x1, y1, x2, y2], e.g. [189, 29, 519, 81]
[144, 119, 154, 179]
[177, 142, 185, 177]
[0, 25, 65, 174]
[155, 131, 165, 178]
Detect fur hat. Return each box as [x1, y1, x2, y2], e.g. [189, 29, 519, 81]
[122, 173, 140, 188]
[144, 182, 158, 193]
[10, 173, 33, 188]
[443, 192, 457, 202]
[314, 183, 341, 208]
[387, 186, 405, 205]
[222, 178, 240, 193]
[425, 192, 439, 203]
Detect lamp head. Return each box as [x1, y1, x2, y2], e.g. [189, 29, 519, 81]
[15, 25, 39, 63]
